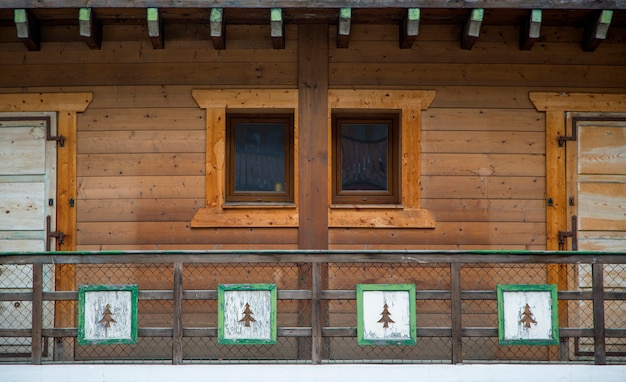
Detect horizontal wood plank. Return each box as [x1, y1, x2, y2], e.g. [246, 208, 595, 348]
[330, 63, 626, 88]
[422, 108, 545, 132]
[77, 153, 205, 176]
[422, 153, 545, 176]
[77, 198, 203, 222]
[76, 222, 299, 245]
[421, 199, 545, 222]
[329, 221, 545, 246]
[422, 175, 545, 199]
[77, 175, 204, 199]
[78, 130, 205, 154]
[77, 108, 205, 131]
[422, 131, 544, 154]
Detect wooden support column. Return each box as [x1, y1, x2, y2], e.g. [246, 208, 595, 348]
[210, 8, 225, 50]
[337, 8, 351, 48]
[298, 24, 329, 249]
[14, 9, 39, 51]
[299, 24, 329, 363]
[147, 8, 164, 50]
[520, 9, 542, 51]
[461, 8, 483, 50]
[271, 8, 285, 49]
[400, 8, 420, 49]
[79, 8, 102, 50]
[583, 10, 613, 52]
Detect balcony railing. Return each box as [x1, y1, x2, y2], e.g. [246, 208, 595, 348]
[0, 250, 625, 365]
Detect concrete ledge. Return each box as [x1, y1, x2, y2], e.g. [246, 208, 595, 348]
[2, 364, 626, 382]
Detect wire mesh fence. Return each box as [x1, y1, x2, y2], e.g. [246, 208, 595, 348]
[0, 251, 625, 365]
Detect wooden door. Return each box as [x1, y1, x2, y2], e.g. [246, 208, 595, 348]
[565, 114, 626, 356]
[0, 114, 57, 357]
[565, 115, 626, 252]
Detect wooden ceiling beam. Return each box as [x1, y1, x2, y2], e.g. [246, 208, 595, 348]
[460, 8, 483, 50]
[400, 8, 420, 49]
[337, 7, 351, 49]
[14, 9, 39, 51]
[210, 8, 225, 50]
[1, 1, 620, 10]
[147, 7, 164, 49]
[520, 9, 542, 51]
[583, 9, 613, 52]
[271, 8, 285, 49]
[79, 8, 102, 50]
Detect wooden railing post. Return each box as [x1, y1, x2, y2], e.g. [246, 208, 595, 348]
[592, 261, 606, 365]
[172, 262, 183, 364]
[450, 262, 463, 364]
[311, 262, 322, 364]
[31, 263, 43, 365]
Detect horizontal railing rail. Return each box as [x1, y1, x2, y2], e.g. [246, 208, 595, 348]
[0, 250, 624, 365]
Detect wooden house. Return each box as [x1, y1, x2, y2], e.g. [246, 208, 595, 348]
[0, 0, 625, 362]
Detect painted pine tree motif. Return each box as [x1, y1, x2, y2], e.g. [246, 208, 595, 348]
[99, 304, 116, 337]
[519, 303, 538, 328]
[239, 302, 256, 327]
[377, 303, 395, 328]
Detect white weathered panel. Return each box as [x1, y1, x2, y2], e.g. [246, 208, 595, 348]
[501, 291, 554, 341]
[362, 290, 412, 341]
[0, 126, 46, 175]
[223, 290, 272, 341]
[0, 182, 46, 231]
[83, 291, 133, 342]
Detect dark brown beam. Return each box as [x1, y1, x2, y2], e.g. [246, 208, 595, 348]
[0, 1, 620, 10]
[147, 8, 164, 49]
[461, 8, 483, 50]
[14, 9, 39, 51]
[399, 8, 420, 49]
[79, 8, 102, 50]
[583, 10, 613, 52]
[210, 7, 225, 50]
[520, 9, 542, 50]
[271, 8, 285, 49]
[337, 7, 351, 48]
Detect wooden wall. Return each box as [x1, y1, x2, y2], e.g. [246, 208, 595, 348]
[0, 21, 624, 251]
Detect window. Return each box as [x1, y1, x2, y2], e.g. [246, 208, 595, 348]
[226, 114, 294, 203]
[332, 113, 400, 204]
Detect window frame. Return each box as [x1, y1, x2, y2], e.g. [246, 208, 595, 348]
[191, 89, 299, 228]
[225, 113, 295, 204]
[332, 112, 400, 205]
[328, 89, 436, 228]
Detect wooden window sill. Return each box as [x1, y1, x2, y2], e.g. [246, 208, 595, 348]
[328, 208, 435, 228]
[191, 207, 298, 228]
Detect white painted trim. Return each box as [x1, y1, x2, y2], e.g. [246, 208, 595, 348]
[1, 364, 625, 382]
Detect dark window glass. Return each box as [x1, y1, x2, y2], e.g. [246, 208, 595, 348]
[226, 114, 293, 203]
[333, 114, 399, 204]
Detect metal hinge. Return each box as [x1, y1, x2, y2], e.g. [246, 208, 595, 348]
[558, 121, 578, 147]
[558, 215, 578, 251]
[46, 122, 65, 147]
[46, 215, 65, 251]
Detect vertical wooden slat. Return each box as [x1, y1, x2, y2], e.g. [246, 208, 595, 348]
[54, 110, 79, 361]
[450, 262, 463, 364]
[298, 24, 329, 250]
[592, 262, 606, 365]
[31, 264, 43, 365]
[310, 262, 322, 364]
[172, 262, 183, 365]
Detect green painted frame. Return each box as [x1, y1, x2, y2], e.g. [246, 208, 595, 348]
[356, 284, 417, 346]
[77, 284, 138, 345]
[218, 284, 277, 345]
[497, 284, 559, 346]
